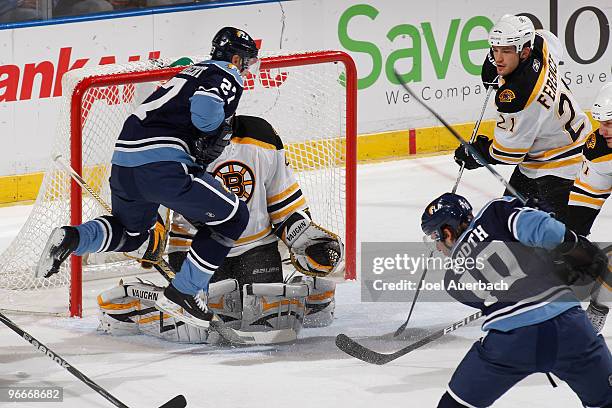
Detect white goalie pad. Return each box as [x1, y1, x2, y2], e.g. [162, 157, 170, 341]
[291, 276, 336, 328]
[97, 279, 241, 344]
[241, 282, 310, 336]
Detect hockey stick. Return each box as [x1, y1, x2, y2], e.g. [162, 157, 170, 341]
[52, 155, 175, 282]
[335, 310, 482, 365]
[53, 155, 292, 346]
[451, 76, 499, 193]
[0, 311, 186, 408]
[393, 250, 433, 337]
[393, 71, 527, 204]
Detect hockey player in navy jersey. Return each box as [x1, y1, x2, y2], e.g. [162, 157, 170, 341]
[36, 27, 259, 328]
[421, 193, 612, 407]
[567, 82, 612, 333]
[454, 14, 591, 223]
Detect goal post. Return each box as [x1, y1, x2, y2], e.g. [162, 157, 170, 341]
[1, 50, 357, 317]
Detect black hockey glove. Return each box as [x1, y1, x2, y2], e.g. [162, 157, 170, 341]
[454, 135, 493, 170]
[525, 197, 555, 215]
[191, 116, 234, 166]
[551, 229, 607, 285]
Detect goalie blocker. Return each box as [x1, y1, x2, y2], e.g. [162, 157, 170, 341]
[97, 276, 336, 344]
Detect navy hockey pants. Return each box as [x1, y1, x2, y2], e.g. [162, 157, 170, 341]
[73, 162, 249, 295]
[440, 307, 612, 407]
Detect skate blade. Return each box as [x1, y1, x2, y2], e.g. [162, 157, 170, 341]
[34, 228, 65, 278]
[154, 296, 211, 329]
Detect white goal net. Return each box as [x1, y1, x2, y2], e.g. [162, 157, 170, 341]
[0, 51, 356, 316]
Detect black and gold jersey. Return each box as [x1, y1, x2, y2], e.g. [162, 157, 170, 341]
[567, 130, 612, 235]
[483, 30, 591, 180]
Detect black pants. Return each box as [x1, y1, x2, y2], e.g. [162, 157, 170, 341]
[503, 167, 574, 224]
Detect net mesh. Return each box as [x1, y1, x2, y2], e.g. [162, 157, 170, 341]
[0, 52, 350, 315]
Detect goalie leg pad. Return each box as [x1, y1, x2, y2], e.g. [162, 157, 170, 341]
[207, 279, 243, 329]
[241, 282, 309, 335]
[97, 285, 142, 336]
[98, 281, 212, 343]
[291, 276, 336, 328]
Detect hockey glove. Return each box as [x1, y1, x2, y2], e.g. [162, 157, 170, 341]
[192, 116, 234, 166]
[275, 210, 344, 277]
[525, 197, 556, 215]
[551, 229, 607, 285]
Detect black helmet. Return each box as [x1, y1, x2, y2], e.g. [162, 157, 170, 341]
[421, 193, 473, 241]
[211, 27, 259, 73]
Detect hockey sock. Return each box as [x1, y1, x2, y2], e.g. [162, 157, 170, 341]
[171, 228, 232, 296]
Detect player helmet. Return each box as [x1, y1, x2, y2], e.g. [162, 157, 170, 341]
[592, 82, 612, 122]
[421, 193, 473, 241]
[211, 27, 259, 74]
[488, 14, 535, 53]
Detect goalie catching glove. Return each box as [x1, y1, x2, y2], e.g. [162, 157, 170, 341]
[274, 210, 344, 277]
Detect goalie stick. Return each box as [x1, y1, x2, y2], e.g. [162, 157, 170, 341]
[392, 71, 527, 205]
[53, 155, 294, 346]
[335, 311, 482, 365]
[0, 311, 187, 408]
[451, 76, 499, 194]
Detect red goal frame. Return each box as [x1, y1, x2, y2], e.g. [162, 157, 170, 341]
[68, 51, 357, 317]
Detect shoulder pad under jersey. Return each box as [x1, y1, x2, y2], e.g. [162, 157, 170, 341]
[232, 115, 284, 150]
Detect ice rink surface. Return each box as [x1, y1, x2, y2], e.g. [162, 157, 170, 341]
[0, 154, 610, 407]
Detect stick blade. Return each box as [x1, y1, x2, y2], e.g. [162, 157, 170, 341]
[393, 323, 408, 338]
[159, 395, 187, 408]
[335, 334, 392, 365]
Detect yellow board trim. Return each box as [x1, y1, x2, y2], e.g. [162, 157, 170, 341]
[1, 113, 600, 206]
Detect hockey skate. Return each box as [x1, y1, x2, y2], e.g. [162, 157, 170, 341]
[155, 284, 217, 329]
[586, 301, 608, 333]
[35, 226, 80, 278]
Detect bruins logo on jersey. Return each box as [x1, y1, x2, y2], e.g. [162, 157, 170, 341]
[499, 89, 516, 103]
[213, 161, 255, 203]
[586, 133, 597, 149]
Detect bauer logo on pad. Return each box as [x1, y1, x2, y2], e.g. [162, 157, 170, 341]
[499, 89, 516, 103]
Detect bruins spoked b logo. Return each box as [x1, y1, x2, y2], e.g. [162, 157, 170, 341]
[213, 161, 255, 203]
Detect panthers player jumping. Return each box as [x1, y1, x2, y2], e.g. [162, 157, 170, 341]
[567, 82, 612, 332]
[455, 14, 591, 223]
[36, 27, 259, 328]
[421, 193, 611, 408]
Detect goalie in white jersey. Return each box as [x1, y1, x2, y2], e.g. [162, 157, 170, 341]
[567, 82, 612, 333]
[455, 14, 591, 223]
[96, 115, 343, 343]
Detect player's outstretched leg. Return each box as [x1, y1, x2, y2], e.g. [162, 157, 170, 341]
[153, 169, 249, 328]
[36, 226, 80, 278]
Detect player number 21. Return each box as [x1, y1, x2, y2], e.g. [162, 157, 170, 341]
[496, 114, 516, 132]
